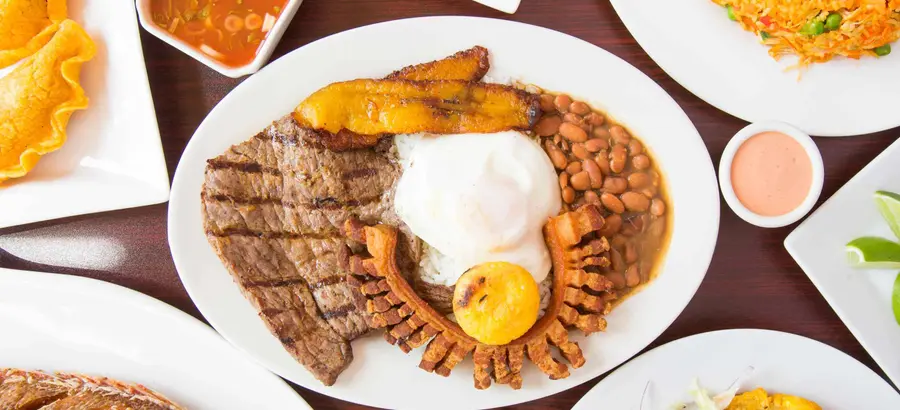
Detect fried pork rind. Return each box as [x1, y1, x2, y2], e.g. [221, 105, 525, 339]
[0, 19, 95, 183]
[344, 205, 617, 389]
[386, 46, 490, 82]
[0, 0, 67, 68]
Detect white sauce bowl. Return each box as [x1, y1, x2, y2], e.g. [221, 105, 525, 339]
[719, 121, 824, 228]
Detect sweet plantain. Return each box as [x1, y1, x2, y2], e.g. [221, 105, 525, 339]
[293, 79, 540, 136]
[386, 46, 490, 82]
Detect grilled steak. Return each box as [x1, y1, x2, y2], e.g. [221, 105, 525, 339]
[0, 369, 183, 410]
[202, 114, 412, 385]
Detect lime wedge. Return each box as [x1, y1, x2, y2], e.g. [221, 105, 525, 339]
[846, 237, 900, 268]
[875, 191, 900, 241]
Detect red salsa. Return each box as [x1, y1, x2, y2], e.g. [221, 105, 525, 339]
[151, 0, 289, 67]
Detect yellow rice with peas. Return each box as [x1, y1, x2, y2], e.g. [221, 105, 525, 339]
[712, 0, 900, 67]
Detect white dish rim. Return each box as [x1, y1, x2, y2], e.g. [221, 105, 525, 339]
[719, 121, 824, 228]
[0, 267, 312, 410]
[134, 0, 305, 78]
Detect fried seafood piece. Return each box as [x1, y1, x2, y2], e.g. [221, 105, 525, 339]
[386, 46, 490, 82]
[293, 79, 540, 149]
[343, 204, 617, 389]
[0, 368, 184, 410]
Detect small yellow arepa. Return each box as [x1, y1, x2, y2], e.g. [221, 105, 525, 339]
[0, 0, 68, 68]
[0, 19, 95, 183]
[453, 262, 540, 345]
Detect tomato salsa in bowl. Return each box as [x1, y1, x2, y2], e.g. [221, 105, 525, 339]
[136, 0, 303, 77]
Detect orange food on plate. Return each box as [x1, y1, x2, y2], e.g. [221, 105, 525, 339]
[453, 262, 540, 345]
[0, 20, 96, 183]
[0, 0, 68, 68]
[150, 0, 289, 67]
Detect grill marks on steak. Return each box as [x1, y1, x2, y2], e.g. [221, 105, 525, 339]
[202, 115, 401, 385]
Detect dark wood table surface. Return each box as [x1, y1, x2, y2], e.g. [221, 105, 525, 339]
[1, 0, 898, 408]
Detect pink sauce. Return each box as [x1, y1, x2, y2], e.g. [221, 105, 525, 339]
[731, 131, 812, 217]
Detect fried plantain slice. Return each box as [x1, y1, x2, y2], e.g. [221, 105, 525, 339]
[386, 46, 490, 82]
[293, 79, 540, 137]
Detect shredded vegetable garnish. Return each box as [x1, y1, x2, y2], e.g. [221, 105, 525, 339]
[712, 0, 900, 68]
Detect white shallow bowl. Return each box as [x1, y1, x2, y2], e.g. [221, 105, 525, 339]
[135, 0, 304, 78]
[167, 17, 720, 409]
[719, 121, 824, 228]
[610, 0, 900, 137]
[785, 136, 900, 392]
[0, 0, 169, 229]
[573, 329, 900, 409]
[0, 268, 310, 410]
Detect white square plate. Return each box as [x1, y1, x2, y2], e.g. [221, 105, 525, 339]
[785, 137, 900, 389]
[0, 0, 169, 228]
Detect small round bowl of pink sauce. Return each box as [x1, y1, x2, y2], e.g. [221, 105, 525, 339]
[719, 121, 824, 228]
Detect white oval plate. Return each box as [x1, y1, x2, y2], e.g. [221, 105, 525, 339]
[573, 329, 900, 409]
[0, 268, 309, 410]
[609, 0, 900, 137]
[168, 16, 719, 409]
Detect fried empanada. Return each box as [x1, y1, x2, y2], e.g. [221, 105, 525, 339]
[0, 19, 95, 183]
[0, 0, 67, 68]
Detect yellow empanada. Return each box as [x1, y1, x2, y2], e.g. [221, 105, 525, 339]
[0, 19, 95, 182]
[0, 0, 68, 68]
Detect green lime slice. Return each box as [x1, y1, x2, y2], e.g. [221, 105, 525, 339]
[846, 237, 900, 268]
[893, 273, 900, 326]
[875, 191, 900, 241]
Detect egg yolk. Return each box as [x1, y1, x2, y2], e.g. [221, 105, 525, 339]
[452, 262, 540, 345]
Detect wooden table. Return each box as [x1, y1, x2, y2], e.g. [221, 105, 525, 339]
[1, 0, 897, 408]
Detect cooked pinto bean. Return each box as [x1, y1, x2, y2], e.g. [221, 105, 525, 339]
[610, 144, 627, 173]
[605, 271, 626, 290]
[585, 112, 605, 126]
[563, 112, 583, 125]
[650, 198, 666, 216]
[559, 172, 569, 189]
[610, 235, 628, 251]
[603, 176, 627, 194]
[546, 143, 567, 169]
[584, 190, 600, 204]
[632, 154, 651, 170]
[628, 139, 643, 156]
[610, 247, 626, 273]
[554, 94, 572, 113]
[583, 159, 603, 188]
[622, 192, 650, 212]
[625, 264, 641, 287]
[595, 152, 612, 175]
[610, 125, 630, 145]
[559, 122, 588, 142]
[539, 94, 556, 112]
[572, 143, 592, 160]
[599, 214, 622, 237]
[627, 172, 651, 189]
[569, 101, 591, 116]
[584, 138, 609, 152]
[625, 242, 638, 264]
[562, 187, 576, 204]
[566, 161, 582, 175]
[534, 115, 562, 136]
[601, 192, 625, 214]
[592, 127, 610, 140]
[640, 185, 658, 198]
[570, 171, 591, 191]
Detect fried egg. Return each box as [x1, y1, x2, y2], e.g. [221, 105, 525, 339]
[394, 131, 561, 286]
